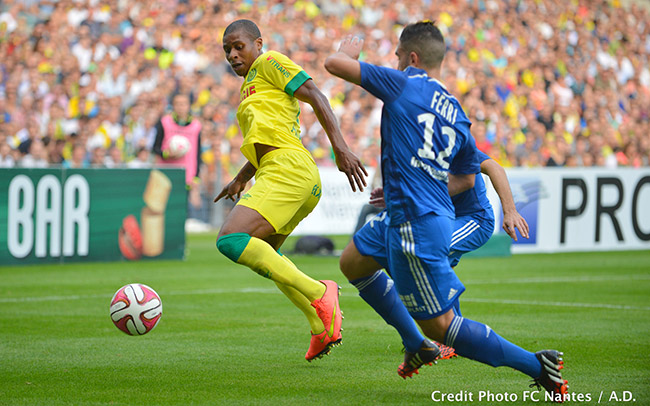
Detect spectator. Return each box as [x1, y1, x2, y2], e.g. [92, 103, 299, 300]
[152, 92, 202, 212]
[127, 147, 151, 168]
[105, 145, 123, 168]
[0, 142, 16, 168]
[0, 0, 646, 185]
[63, 143, 89, 169]
[20, 138, 49, 168]
[89, 145, 108, 168]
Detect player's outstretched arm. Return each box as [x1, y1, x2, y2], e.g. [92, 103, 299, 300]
[481, 158, 529, 241]
[324, 36, 363, 85]
[213, 161, 256, 202]
[294, 79, 367, 192]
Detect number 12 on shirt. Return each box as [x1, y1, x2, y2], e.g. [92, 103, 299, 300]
[417, 113, 457, 170]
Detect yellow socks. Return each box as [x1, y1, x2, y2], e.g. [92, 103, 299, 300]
[216, 233, 326, 332]
[237, 236, 325, 302]
[275, 281, 324, 334]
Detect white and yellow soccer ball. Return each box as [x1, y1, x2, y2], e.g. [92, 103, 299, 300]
[167, 135, 190, 158]
[110, 283, 162, 335]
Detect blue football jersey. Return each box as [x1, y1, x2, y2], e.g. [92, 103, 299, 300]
[452, 150, 494, 216]
[359, 63, 479, 223]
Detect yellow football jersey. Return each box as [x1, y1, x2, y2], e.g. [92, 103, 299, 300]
[237, 50, 313, 167]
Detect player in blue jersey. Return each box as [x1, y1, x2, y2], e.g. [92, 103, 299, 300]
[353, 150, 529, 359]
[366, 150, 529, 266]
[325, 21, 567, 401]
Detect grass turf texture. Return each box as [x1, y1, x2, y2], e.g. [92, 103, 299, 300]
[1, 234, 649, 405]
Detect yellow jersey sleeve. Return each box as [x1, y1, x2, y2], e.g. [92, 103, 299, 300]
[256, 50, 311, 96]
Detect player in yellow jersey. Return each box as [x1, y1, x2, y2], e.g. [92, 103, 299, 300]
[214, 19, 368, 361]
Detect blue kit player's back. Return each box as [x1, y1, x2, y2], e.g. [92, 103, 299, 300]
[358, 61, 479, 318]
[359, 63, 479, 224]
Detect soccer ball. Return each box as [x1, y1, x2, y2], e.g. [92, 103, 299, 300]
[167, 135, 190, 158]
[110, 283, 162, 335]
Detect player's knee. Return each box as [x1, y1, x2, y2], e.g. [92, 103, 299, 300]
[339, 242, 354, 272]
[216, 233, 251, 262]
[339, 249, 354, 279]
[417, 310, 455, 342]
[339, 242, 374, 281]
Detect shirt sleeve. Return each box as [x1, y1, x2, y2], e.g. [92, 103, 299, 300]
[258, 51, 311, 96]
[450, 128, 480, 175]
[477, 150, 491, 164]
[359, 61, 407, 104]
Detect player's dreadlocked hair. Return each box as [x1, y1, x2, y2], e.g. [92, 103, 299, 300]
[223, 19, 262, 41]
[399, 20, 446, 69]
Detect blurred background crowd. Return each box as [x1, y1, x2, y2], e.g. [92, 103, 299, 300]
[1, 0, 649, 215]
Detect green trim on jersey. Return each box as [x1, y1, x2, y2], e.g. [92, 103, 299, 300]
[284, 71, 311, 96]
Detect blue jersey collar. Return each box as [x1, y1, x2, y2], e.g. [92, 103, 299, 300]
[404, 66, 427, 76]
[405, 66, 448, 91]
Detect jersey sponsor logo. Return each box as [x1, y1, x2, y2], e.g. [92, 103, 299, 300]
[266, 55, 291, 78]
[246, 68, 257, 82]
[410, 156, 449, 183]
[311, 184, 321, 198]
[240, 85, 256, 101]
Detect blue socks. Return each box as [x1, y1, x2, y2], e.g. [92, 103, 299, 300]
[445, 316, 542, 378]
[351, 271, 543, 378]
[351, 271, 424, 353]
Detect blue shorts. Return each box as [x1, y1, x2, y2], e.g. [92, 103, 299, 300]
[386, 213, 465, 320]
[353, 210, 390, 269]
[448, 210, 495, 267]
[354, 209, 494, 270]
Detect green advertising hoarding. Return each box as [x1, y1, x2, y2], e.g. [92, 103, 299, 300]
[0, 168, 186, 265]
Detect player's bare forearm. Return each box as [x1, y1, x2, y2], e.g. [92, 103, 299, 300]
[324, 36, 363, 85]
[481, 159, 529, 239]
[448, 173, 475, 196]
[236, 161, 257, 183]
[294, 80, 368, 192]
[213, 161, 255, 203]
[295, 83, 347, 152]
[481, 159, 516, 214]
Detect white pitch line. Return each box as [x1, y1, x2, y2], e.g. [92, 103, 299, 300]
[3, 274, 646, 303]
[464, 274, 650, 285]
[0, 293, 105, 303]
[1, 275, 649, 311]
[462, 297, 650, 311]
[0, 288, 278, 303]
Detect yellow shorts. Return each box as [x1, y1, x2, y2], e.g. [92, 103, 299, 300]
[237, 148, 321, 235]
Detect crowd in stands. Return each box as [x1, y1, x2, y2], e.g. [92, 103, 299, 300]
[1, 0, 649, 196]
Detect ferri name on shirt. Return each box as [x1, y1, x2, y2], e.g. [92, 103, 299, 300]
[430, 90, 458, 125]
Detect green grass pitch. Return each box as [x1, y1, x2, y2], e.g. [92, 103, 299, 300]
[1, 234, 649, 405]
